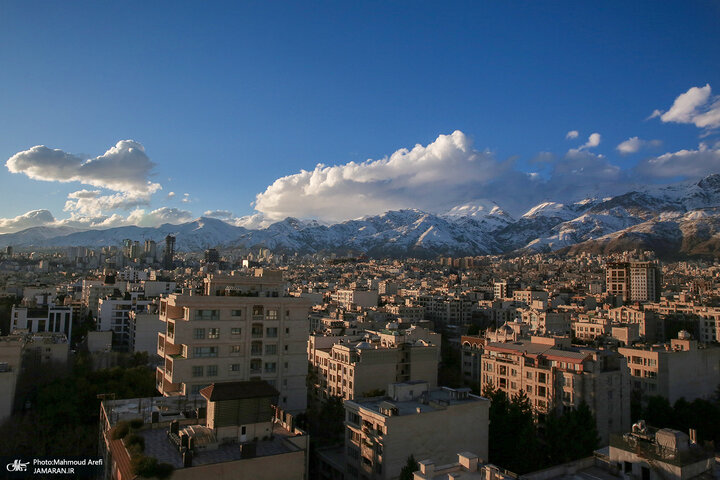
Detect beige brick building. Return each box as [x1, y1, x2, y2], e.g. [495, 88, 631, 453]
[618, 332, 720, 402]
[344, 381, 489, 480]
[308, 326, 440, 400]
[480, 336, 631, 443]
[156, 270, 312, 412]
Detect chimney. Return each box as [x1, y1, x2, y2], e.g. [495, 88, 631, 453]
[418, 460, 434, 477]
[458, 452, 479, 472]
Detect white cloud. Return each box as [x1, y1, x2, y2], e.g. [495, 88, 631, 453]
[636, 143, 720, 179]
[616, 137, 662, 155]
[182, 193, 191, 203]
[0, 209, 56, 234]
[63, 189, 153, 216]
[654, 84, 720, 129]
[569, 133, 601, 154]
[566, 130, 579, 139]
[167, 191, 176, 198]
[203, 210, 234, 220]
[253, 131, 522, 221]
[127, 207, 194, 226]
[6, 140, 161, 194]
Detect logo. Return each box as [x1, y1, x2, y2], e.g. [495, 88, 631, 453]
[6, 460, 29, 472]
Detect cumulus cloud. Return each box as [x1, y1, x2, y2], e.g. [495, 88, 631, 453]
[6, 140, 161, 194]
[0, 209, 56, 233]
[203, 210, 234, 220]
[127, 207, 194, 226]
[569, 133, 601, 154]
[63, 189, 153, 216]
[167, 191, 176, 198]
[253, 131, 525, 221]
[636, 143, 720, 179]
[566, 130, 579, 139]
[653, 84, 720, 129]
[616, 137, 662, 155]
[182, 193, 191, 203]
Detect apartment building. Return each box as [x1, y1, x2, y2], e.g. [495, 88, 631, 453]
[156, 271, 312, 412]
[608, 307, 662, 342]
[606, 261, 661, 303]
[332, 289, 379, 309]
[481, 336, 631, 443]
[572, 314, 611, 341]
[309, 326, 440, 400]
[97, 293, 153, 350]
[100, 382, 309, 480]
[344, 381, 489, 480]
[128, 305, 163, 354]
[10, 305, 73, 339]
[618, 332, 720, 402]
[519, 308, 571, 335]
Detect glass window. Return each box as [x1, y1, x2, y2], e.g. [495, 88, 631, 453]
[252, 324, 263, 338]
[251, 341, 263, 355]
[230, 363, 241, 372]
[208, 328, 220, 339]
[231, 327, 242, 335]
[264, 362, 276, 373]
[192, 366, 203, 377]
[193, 346, 218, 358]
[231, 310, 243, 317]
[252, 305, 264, 316]
[265, 344, 277, 355]
[266, 327, 278, 338]
[193, 328, 205, 339]
[231, 345, 242, 354]
[206, 365, 218, 376]
[266, 309, 278, 320]
[195, 309, 219, 321]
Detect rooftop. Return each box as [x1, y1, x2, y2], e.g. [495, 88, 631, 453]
[136, 421, 301, 469]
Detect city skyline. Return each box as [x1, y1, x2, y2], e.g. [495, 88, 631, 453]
[1, 2, 719, 233]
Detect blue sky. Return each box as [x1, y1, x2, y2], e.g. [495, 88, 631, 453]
[1, 1, 719, 231]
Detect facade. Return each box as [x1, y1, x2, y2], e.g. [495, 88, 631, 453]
[128, 306, 163, 354]
[481, 336, 631, 443]
[618, 332, 720, 402]
[344, 381, 490, 480]
[332, 289, 379, 309]
[97, 293, 153, 350]
[606, 262, 661, 303]
[308, 326, 440, 400]
[156, 271, 312, 412]
[10, 305, 73, 339]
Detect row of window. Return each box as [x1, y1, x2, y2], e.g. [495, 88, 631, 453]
[191, 326, 285, 339]
[192, 362, 280, 377]
[194, 308, 287, 321]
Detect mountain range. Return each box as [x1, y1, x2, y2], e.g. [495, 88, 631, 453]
[2, 174, 720, 259]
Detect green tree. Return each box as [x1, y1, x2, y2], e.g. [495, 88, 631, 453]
[399, 454, 418, 480]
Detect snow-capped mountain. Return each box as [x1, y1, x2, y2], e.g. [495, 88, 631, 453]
[2, 174, 720, 258]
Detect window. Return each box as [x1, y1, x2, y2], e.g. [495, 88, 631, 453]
[230, 363, 241, 372]
[231, 345, 242, 354]
[266, 327, 278, 338]
[193, 346, 218, 358]
[251, 341, 263, 355]
[231, 310, 243, 317]
[192, 366, 203, 377]
[195, 309, 219, 321]
[250, 359, 262, 373]
[231, 327, 242, 335]
[252, 324, 263, 338]
[266, 309, 278, 320]
[190, 384, 209, 394]
[252, 305, 264, 317]
[208, 328, 220, 339]
[265, 362, 277, 373]
[285, 327, 290, 334]
[206, 365, 218, 376]
[193, 328, 205, 339]
[265, 344, 277, 355]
